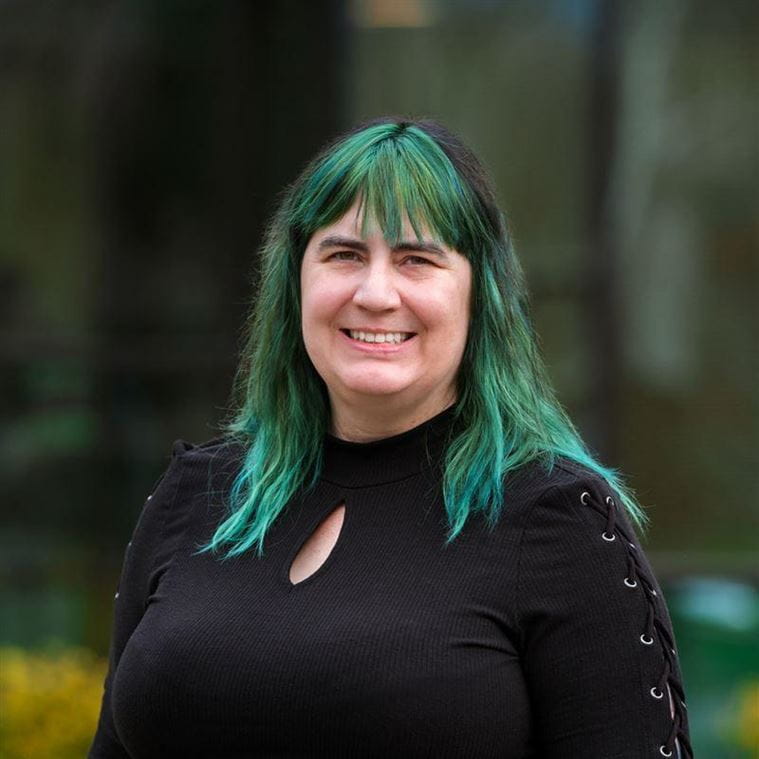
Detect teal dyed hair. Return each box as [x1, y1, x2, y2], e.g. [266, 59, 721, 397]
[197, 117, 648, 560]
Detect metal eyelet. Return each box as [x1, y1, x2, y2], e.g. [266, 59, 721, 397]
[114, 592, 119, 599]
[640, 633, 654, 645]
[624, 577, 638, 588]
[605, 495, 615, 506]
[650, 686, 664, 699]
[580, 491, 591, 505]
[650, 589, 658, 597]
[628, 542, 637, 550]
[659, 746, 673, 757]
[147, 494, 153, 501]
[602, 532, 616, 542]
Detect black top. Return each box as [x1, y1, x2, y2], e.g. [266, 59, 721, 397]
[89, 407, 692, 758]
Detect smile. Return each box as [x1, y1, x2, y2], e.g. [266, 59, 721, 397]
[339, 329, 416, 356]
[340, 329, 416, 345]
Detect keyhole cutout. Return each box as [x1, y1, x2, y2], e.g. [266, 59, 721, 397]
[289, 503, 346, 585]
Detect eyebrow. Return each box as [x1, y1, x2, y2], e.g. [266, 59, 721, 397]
[317, 235, 449, 258]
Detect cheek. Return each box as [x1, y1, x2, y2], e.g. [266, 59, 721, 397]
[454, 277, 472, 343]
[300, 297, 325, 364]
[301, 276, 334, 327]
[426, 286, 470, 339]
[300, 279, 350, 362]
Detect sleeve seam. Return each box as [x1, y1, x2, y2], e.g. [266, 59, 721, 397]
[133, 446, 188, 609]
[514, 482, 562, 652]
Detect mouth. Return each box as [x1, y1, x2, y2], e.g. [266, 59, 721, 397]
[340, 328, 417, 345]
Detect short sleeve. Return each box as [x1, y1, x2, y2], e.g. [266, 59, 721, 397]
[88, 440, 192, 758]
[517, 475, 692, 758]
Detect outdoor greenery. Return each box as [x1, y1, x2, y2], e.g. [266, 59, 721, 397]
[0, 646, 106, 758]
[0, 1, 756, 756]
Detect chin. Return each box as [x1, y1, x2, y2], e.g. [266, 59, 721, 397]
[345, 381, 411, 398]
[338, 370, 414, 398]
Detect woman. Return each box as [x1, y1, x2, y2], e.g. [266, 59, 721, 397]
[90, 118, 692, 758]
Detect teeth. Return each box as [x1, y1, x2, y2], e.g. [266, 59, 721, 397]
[348, 330, 411, 344]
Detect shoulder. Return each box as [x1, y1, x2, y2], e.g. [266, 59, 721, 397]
[130, 435, 246, 550]
[503, 454, 608, 505]
[502, 456, 634, 538]
[514, 459, 650, 616]
[169, 433, 246, 461]
[503, 454, 602, 495]
[140, 434, 246, 519]
[166, 434, 246, 480]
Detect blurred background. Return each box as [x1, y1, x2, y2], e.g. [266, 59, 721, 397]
[1, 0, 757, 756]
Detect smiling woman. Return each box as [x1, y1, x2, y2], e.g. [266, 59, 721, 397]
[301, 198, 472, 440]
[90, 118, 692, 758]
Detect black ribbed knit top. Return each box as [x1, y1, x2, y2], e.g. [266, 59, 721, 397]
[89, 407, 692, 758]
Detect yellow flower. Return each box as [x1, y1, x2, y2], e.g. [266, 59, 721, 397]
[0, 646, 107, 759]
[733, 681, 759, 754]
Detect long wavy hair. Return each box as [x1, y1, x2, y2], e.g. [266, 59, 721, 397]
[196, 117, 647, 560]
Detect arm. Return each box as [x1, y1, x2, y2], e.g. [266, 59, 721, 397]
[517, 475, 692, 758]
[88, 441, 190, 758]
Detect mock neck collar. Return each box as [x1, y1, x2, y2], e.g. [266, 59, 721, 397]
[321, 405, 458, 487]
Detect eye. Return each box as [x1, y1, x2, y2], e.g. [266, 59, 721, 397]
[329, 250, 360, 261]
[402, 255, 434, 266]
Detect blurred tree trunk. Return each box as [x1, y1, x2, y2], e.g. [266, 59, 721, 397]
[586, 0, 622, 461]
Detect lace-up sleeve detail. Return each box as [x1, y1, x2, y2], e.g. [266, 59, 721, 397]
[517, 474, 693, 758]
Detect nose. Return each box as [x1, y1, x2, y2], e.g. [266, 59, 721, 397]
[352, 260, 401, 311]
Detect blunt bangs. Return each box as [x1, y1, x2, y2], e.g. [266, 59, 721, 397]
[290, 123, 491, 257]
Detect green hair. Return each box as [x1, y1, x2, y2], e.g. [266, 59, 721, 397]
[196, 117, 648, 560]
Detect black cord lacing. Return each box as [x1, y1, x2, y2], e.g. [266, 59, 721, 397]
[580, 490, 693, 759]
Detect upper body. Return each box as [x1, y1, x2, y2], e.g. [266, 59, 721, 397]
[89, 406, 690, 758]
[91, 117, 692, 757]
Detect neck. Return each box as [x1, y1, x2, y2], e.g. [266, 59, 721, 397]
[328, 391, 456, 443]
[322, 402, 458, 487]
